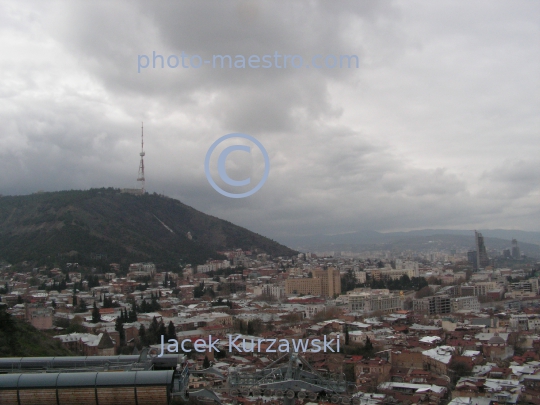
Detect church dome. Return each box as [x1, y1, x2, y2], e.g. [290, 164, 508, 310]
[488, 334, 505, 345]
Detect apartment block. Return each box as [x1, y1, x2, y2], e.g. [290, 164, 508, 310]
[261, 284, 285, 299]
[413, 295, 451, 315]
[460, 282, 498, 297]
[368, 267, 418, 281]
[510, 278, 539, 294]
[452, 296, 480, 312]
[285, 267, 341, 298]
[348, 292, 403, 314]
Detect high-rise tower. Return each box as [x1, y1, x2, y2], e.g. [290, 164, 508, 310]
[137, 122, 145, 193]
[511, 239, 520, 259]
[475, 230, 490, 269]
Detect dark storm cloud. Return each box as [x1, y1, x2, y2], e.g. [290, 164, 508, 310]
[0, 0, 538, 244]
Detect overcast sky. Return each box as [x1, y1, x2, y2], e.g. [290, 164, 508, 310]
[1, 1, 539, 245]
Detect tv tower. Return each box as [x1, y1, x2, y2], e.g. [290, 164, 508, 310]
[137, 122, 145, 193]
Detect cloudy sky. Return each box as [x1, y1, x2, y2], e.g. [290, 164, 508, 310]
[1, 1, 539, 245]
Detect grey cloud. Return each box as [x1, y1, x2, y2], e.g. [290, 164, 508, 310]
[0, 0, 538, 244]
[478, 160, 540, 199]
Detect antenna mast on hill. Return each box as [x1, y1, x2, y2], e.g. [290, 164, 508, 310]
[137, 122, 145, 194]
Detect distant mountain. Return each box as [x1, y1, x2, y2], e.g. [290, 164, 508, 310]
[383, 229, 540, 246]
[0, 188, 296, 267]
[286, 229, 540, 258]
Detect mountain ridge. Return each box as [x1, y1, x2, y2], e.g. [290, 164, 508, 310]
[283, 229, 540, 257]
[0, 188, 296, 268]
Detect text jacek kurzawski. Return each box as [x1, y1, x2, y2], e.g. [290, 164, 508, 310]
[158, 334, 340, 357]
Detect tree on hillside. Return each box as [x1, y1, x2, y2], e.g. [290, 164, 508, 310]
[147, 316, 160, 344]
[115, 317, 125, 347]
[449, 360, 472, 384]
[163, 273, 168, 287]
[92, 302, 101, 323]
[415, 286, 434, 299]
[343, 363, 355, 382]
[103, 296, 120, 308]
[167, 321, 176, 342]
[66, 316, 85, 334]
[0, 306, 15, 332]
[157, 322, 166, 342]
[341, 269, 357, 293]
[139, 324, 147, 346]
[74, 299, 87, 313]
[362, 336, 375, 358]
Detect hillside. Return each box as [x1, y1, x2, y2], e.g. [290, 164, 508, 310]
[0, 308, 72, 357]
[0, 188, 296, 268]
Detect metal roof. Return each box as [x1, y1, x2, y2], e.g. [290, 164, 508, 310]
[0, 374, 21, 389]
[18, 373, 59, 388]
[135, 370, 174, 386]
[0, 354, 179, 370]
[0, 370, 174, 390]
[96, 372, 136, 386]
[57, 372, 97, 388]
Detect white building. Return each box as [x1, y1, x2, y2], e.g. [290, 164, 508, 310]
[261, 284, 285, 299]
[452, 296, 480, 312]
[348, 292, 403, 313]
[354, 270, 367, 284]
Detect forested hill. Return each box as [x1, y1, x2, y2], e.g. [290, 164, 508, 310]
[0, 308, 72, 357]
[0, 188, 296, 268]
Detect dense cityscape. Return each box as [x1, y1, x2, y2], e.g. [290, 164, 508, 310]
[1, 230, 540, 404]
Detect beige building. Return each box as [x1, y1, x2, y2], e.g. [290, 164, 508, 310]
[285, 267, 341, 298]
[348, 292, 403, 314]
[460, 281, 498, 297]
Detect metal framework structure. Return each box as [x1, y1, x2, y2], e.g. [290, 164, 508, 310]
[223, 353, 354, 404]
[137, 122, 146, 193]
[1, 353, 361, 404]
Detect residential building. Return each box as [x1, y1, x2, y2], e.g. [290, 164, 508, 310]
[348, 292, 403, 314]
[413, 295, 451, 315]
[452, 296, 480, 312]
[285, 267, 341, 298]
